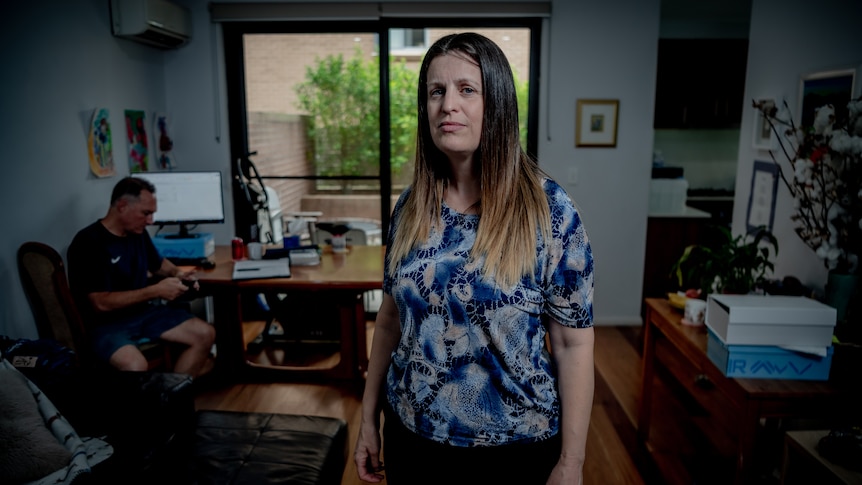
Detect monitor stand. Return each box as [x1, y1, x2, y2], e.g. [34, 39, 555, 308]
[163, 223, 197, 239]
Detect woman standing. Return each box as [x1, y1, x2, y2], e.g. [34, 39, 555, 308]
[355, 32, 595, 485]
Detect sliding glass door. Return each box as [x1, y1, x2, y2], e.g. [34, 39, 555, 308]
[223, 21, 540, 245]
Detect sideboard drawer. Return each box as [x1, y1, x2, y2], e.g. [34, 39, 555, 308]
[655, 334, 738, 437]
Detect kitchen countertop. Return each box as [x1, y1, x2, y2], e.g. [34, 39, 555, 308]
[648, 206, 712, 218]
[687, 195, 735, 202]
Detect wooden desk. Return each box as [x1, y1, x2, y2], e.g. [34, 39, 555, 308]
[196, 245, 384, 382]
[638, 298, 853, 484]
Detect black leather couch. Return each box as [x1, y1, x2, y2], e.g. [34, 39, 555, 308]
[187, 410, 348, 485]
[17, 364, 348, 485]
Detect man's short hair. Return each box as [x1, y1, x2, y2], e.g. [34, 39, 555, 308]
[111, 177, 155, 206]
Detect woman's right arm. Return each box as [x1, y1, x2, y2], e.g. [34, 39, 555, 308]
[355, 294, 401, 482]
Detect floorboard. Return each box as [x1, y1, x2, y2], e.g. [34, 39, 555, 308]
[193, 324, 776, 484]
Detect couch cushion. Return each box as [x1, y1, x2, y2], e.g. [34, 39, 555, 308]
[192, 410, 348, 485]
[0, 367, 71, 483]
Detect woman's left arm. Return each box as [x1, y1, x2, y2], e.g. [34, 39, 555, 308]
[546, 319, 595, 485]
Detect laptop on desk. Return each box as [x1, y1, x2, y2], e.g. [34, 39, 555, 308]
[232, 259, 291, 280]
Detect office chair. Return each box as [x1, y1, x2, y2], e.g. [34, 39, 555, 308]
[16, 241, 172, 370]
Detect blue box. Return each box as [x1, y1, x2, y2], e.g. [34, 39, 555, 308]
[707, 328, 833, 381]
[152, 232, 214, 259]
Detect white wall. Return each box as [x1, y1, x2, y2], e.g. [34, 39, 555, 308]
[539, 0, 659, 324]
[733, 0, 862, 294]
[0, 0, 662, 339]
[8, 0, 852, 340]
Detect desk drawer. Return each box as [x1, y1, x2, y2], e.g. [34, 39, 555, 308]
[656, 336, 738, 439]
[656, 335, 709, 395]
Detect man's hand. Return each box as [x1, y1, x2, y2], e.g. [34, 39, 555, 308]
[155, 276, 192, 301]
[176, 269, 200, 291]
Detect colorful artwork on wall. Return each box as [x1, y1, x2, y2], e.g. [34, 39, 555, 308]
[87, 108, 115, 178]
[154, 112, 176, 170]
[124, 109, 149, 172]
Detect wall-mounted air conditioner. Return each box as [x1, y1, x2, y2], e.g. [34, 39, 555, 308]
[110, 0, 191, 49]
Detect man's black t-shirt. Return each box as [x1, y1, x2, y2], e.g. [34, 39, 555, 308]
[67, 221, 163, 326]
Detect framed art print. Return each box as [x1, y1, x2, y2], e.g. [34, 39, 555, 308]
[575, 99, 619, 147]
[798, 68, 855, 128]
[746, 160, 779, 233]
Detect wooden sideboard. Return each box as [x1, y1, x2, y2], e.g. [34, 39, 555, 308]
[638, 298, 857, 484]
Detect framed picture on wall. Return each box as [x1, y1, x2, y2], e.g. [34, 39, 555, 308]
[798, 68, 855, 128]
[575, 99, 619, 147]
[752, 98, 778, 150]
[746, 160, 779, 233]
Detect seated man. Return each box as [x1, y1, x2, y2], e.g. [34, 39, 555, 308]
[67, 177, 215, 377]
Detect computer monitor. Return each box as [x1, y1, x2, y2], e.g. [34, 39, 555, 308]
[137, 171, 225, 239]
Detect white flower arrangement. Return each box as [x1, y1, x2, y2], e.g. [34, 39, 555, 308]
[754, 96, 862, 275]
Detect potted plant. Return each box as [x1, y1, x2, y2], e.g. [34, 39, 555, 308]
[670, 225, 779, 297]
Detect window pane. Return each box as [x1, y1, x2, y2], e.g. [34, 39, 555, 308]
[243, 32, 384, 239]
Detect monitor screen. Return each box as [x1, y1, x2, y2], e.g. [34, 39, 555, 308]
[138, 171, 225, 234]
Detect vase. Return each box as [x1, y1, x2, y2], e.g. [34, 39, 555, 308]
[824, 271, 860, 323]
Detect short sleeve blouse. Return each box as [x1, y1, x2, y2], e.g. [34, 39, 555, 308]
[383, 178, 594, 447]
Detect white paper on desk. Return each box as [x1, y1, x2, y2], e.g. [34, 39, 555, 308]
[777, 344, 828, 357]
[232, 259, 291, 280]
[289, 248, 320, 266]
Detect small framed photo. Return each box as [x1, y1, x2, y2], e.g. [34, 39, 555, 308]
[798, 68, 855, 128]
[746, 160, 779, 233]
[752, 98, 778, 150]
[575, 99, 619, 147]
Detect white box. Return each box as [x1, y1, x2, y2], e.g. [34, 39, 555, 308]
[705, 294, 836, 347]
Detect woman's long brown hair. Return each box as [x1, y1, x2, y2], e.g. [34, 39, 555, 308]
[388, 32, 550, 289]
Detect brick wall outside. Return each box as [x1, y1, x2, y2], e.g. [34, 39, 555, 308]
[246, 112, 313, 215]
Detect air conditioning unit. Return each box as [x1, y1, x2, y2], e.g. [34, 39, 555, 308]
[110, 0, 191, 49]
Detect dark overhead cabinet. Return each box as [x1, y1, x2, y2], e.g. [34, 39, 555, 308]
[654, 39, 748, 129]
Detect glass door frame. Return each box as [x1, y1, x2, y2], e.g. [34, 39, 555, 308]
[222, 19, 542, 244]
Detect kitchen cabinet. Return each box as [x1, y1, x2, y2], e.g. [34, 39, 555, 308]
[641, 208, 711, 316]
[686, 195, 734, 225]
[654, 39, 748, 129]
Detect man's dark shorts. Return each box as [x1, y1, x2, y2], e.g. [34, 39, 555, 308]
[90, 304, 194, 361]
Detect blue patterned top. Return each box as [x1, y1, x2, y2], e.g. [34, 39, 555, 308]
[383, 178, 594, 447]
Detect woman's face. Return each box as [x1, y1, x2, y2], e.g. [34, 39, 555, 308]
[426, 53, 484, 163]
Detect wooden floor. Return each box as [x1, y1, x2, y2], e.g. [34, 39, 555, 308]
[192, 324, 762, 485]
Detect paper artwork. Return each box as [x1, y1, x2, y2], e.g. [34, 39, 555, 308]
[125, 109, 149, 172]
[154, 112, 176, 170]
[87, 108, 115, 178]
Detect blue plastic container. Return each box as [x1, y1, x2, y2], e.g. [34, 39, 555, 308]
[707, 328, 833, 381]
